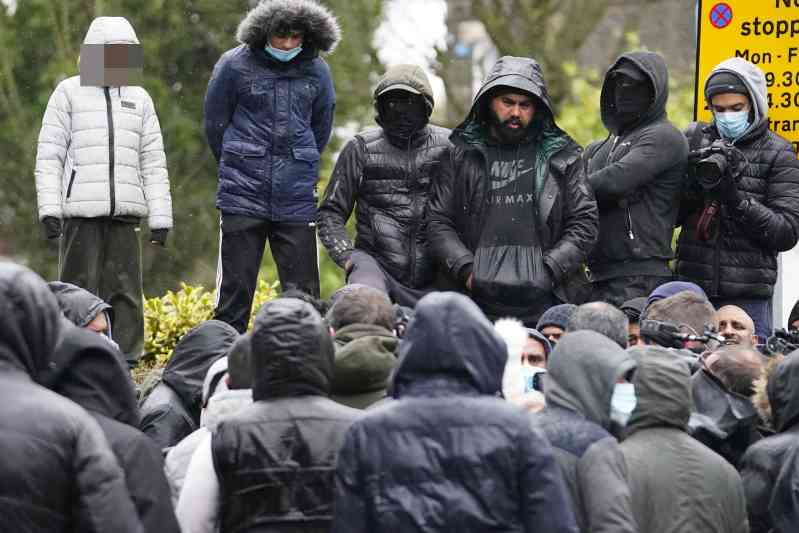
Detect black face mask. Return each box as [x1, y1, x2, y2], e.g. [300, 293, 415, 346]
[613, 75, 653, 125]
[377, 95, 428, 142]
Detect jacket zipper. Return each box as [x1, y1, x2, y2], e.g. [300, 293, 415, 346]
[407, 134, 417, 285]
[626, 206, 635, 240]
[104, 87, 116, 216]
[66, 169, 76, 198]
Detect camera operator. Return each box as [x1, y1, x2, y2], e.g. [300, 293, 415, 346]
[677, 58, 799, 341]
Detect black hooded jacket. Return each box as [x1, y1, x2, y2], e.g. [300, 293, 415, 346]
[620, 347, 748, 533]
[49, 327, 180, 533]
[0, 263, 143, 533]
[48, 280, 113, 328]
[428, 56, 598, 305]
[531, 330, 639, 533]
[140, 319, 238, 451]
[585, 52, 688, 280]
[211, 298, 361, 533]
[332, 292, 578, 533]
[740, 352, 799, 533]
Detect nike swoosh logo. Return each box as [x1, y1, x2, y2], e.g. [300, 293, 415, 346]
[490, 166, 534, 190]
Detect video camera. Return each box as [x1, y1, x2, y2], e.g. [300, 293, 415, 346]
[764, 329, 799, 356]
[640, 319, 725, 351]
[687, 139, 746, 191]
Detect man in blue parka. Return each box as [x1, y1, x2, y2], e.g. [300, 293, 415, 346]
[204, 0, 340, 333]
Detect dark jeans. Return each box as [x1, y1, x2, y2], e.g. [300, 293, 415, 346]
[346, 250, 434, 308]
[213, 214, 320, 333]
[711, 297, 773, 342]
[590, 275, 674, 308]
[60, 217, 143, 364]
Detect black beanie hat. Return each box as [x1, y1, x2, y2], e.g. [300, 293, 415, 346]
[705, 71, 749, 100]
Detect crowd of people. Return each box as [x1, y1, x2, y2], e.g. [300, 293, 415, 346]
[14, 0, 799, 531]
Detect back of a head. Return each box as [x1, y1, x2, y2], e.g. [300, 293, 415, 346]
[711, 345, 764, 397]
[626, 346, 692, 434]
[545, 330, 636, 430]
[0, 263, 62, 378]
[646, 291, 716, 338]
[250, 297, 334, 401]
[327, 286, 394, 331]
[392, 292, 506, 398]
[567, 302, 629, 348]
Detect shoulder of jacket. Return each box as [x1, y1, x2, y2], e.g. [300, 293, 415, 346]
[552, 140, 583, 173]
[355, 127, 384, 145]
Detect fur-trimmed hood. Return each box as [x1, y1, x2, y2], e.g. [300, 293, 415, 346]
[236, 0, 341, 54]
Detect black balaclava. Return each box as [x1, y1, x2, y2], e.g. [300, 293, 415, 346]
[611, 62, 653, 129]
[376, 90, 428, 144]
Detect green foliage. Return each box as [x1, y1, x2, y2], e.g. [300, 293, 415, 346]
[142, 279, 279, 368]
[0, 0, 383, 299]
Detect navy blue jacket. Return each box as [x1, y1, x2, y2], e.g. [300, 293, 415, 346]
[205, 45, 335, 222]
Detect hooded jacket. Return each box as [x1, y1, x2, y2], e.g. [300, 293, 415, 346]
[209, 298, 361, 532]
[318, 65, 451, 288]
[140, 320, 238, 451]
[48, 280, 113, 328]
[677, 57, 799, 299]
[428, 56, 598, 306]
[204, 0, 340, 222]
[531, 330, 639, 533]
[689, 366, 762, 468]
[620, 346, 749, 533]
[332, 292, 579, 533]
[35, 17, 173, 229]
[49, 327, 180, 533]
[0, 263, 143, 533]
[585, 52, 688, 280]
[740, 352, 799, 532]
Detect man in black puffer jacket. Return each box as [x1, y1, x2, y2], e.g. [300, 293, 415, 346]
[46, 327, 180, 533]
[332, 292, 578, 533]
[428, 56, 598, 325]
[177, 297, 361, 533]
[318, 64, 451, 306]
[585, 52, 688, 305]
[678, 57, 799, 340]
[0, 262, 143, 533]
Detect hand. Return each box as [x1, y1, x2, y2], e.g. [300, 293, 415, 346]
[149, 228, 168, 247]
[344, 259, 353, 272]
[42, 217, 61, 240]
[466, 273, 474, 291]
[719, 173, 746, 210]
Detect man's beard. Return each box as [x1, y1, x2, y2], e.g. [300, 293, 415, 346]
[490, 113, 528, 144]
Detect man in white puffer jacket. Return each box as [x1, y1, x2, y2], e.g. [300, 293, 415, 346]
[35, 16, 172, 365]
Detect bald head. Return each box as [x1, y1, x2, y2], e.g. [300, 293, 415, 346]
[716, 305, 757, 348]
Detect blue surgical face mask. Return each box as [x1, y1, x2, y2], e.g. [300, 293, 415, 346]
[715, 110, 750, 141]
[610, 382, 637, 427]
[265, 44, 302, 62]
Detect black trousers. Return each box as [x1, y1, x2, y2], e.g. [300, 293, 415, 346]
[60, 217, 143, 364]
[590, 274, 673, 308]
[346, 249, 435, 308]
[213, 215, 320, 333]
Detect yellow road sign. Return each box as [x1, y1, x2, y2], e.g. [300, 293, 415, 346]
[695, 0, 799, 151]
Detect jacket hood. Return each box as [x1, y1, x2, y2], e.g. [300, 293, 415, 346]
[332, 323, 398, 395]
[162, 320, 239, 415]
[391, 292, 507, 398]
[49, 326, 140, 427]
[789, 300, 799, 328]
[600, 51, 669, 134]
[545, 330, 637, 429]
[690, 368, 759, 436]
[48, 281, 112, 329]
[705, 57, 769, 136]
[0, 263, 62, 379]
[250, 297, 335, 401]
[373, 64, 435, 113]
[451, 56, 569, 148]
[83, 16, 140, 45]
[767, 350, 799, 432]
[626, 346, 692, 434]
[236, 0, 341, 54]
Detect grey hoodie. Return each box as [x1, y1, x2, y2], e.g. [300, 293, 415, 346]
[706, 57, 769, 140]
[532, 330, 639, 533]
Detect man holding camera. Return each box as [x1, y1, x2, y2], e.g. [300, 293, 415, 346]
[677, 58, 799, 340]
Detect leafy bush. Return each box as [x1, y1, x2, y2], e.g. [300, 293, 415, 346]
[140, 278, 279, 369]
